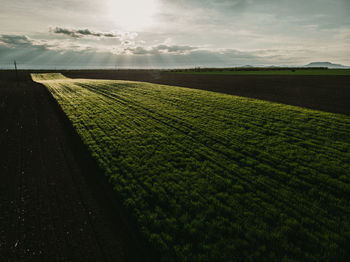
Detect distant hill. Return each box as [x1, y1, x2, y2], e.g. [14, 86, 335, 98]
[305, 62, 347, 68]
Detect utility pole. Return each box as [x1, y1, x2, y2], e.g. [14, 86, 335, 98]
[14, 60, 18, 81]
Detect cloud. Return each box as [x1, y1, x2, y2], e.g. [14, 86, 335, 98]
[1, 33, 349, 69]
[0, 34, 51, 52]
[0, 34, 266, 68]
[1, 0, 349, 68]
[157, 45, 196, 53]
[51, 27, 122, 38]
[124, 44, 197, 55]
[0, 35, 32, 46]
[52, 27, 79, 38]
[0, 34, 95, 53]
[163, 0, 248, 12]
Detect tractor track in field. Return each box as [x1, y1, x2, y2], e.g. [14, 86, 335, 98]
[0, 72, 153, 262]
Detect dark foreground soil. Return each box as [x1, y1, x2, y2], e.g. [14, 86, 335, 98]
[65, 70, 350, 115]
[0, 71, 152, 262]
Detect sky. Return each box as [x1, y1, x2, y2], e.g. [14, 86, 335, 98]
[0, 0, 349, 69]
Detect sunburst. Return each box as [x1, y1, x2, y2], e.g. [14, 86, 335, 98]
[106, 0, 158, 30]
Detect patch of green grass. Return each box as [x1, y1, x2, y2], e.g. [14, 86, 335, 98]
[33, 73, 350, 262]
[173, 69, 350, 75]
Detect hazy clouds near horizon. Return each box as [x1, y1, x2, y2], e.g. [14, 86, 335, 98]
[0, 0, 349, 68]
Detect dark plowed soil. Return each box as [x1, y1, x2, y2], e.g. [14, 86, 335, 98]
[0, 72, 147, 262]
[64, 70, 350, 115]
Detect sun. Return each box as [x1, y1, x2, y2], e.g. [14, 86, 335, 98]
[106, 0, 158, 31]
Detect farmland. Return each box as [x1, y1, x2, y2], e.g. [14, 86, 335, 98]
[65, 70, 350, 116]
[33, 73, 350, 261]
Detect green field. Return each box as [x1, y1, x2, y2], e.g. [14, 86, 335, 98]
[173, 69, 350, 76]
[32, 73, 350, 261]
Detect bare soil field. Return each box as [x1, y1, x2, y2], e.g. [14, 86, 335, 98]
[64, 70, 350, 115]
[0, 71, 150, 262]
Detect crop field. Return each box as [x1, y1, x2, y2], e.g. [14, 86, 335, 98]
[173, 69, 350, 76]
[32, 73, 350, 261]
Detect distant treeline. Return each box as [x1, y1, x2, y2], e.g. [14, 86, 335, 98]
[170, 67, 328, 72]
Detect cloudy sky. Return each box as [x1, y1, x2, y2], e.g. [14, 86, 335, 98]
[0, 0, 349, 68]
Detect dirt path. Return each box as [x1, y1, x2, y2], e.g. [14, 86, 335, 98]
[0, 73, 143, 261]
